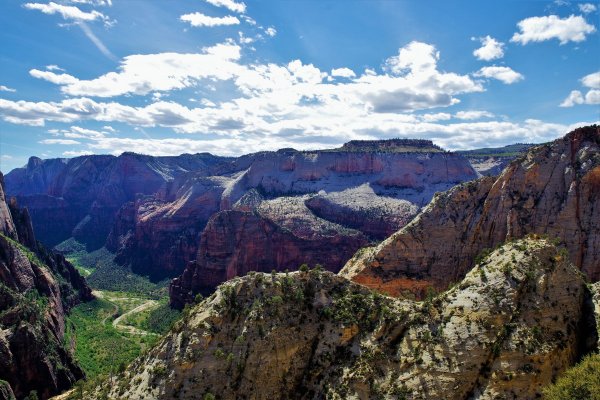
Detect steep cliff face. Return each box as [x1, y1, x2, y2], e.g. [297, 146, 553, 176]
[165, 142, 477, 305]
[100, 238, 596, 400]
[4, 153, 230, 249]
[342, 126, 600, 297]
[169, 196, 369, 308]
[0, 173, 92, 399]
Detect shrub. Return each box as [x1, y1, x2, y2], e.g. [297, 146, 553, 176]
[543, 353, 600, 400]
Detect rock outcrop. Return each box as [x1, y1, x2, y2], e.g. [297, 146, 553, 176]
[342, 126, 600, 297]
[458, 143, 535, 176]
[99, 238, 597, 399]
[0, 173, 92, 399]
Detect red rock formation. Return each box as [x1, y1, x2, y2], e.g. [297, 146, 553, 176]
[4, 153, 230, 249]
[0, 173, 92, 399]
[342, 126, 600, 296]
[169, 201, 369, 308]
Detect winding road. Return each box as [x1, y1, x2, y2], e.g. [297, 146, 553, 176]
[92, 290, 159, 336]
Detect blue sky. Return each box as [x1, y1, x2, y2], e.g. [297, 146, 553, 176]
[0, 0, 599, 172]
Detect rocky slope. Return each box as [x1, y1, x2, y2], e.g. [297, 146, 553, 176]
[4, 153, 230, 250]
[94, 238, 598, 399]
[342, 126, 600, 297]
[166, 141, 477, 305]
[0, 173, 92, 399]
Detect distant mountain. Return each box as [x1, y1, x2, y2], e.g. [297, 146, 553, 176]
[4, 153, 232, 250]
[5, 140, 478, 291]
[457, 143, 538, 176]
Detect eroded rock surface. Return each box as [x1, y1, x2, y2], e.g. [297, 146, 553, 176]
[102, 238, 596, 400]
[342, 126, 600, 297]
[0, 173, 92, 399]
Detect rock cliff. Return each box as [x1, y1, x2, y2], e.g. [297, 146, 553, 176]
[97, 238, 598, 399]
[0, 173, 92, 399]
[4, 153, 230, 249]
[341, 126, 600, 297]
[168, 142, 477, 306]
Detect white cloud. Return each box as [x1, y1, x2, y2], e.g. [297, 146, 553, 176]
[30, 69, 79, 85]
[24, 2, 113, 26]
[578, 3, 597, 14]
[585, 90, 600, 104]
[180, 12, 240, 27]
[205, 0, 246, 14]
[560, 71, 600, 106]
[45, 64, 65, 72]
[0, 85, 16, 93]
[30, 42, 243, 97]
[581, 71, 600, 89]
[331, 67, 356, 78]
[474, 66, 524, 84]
[511, 14, 596, 45]
[455, 110, 495, 120]
[473, 36, 505, 61]
[69, 0, 112, 6]
[39, 138, 81, 145]
[265, 27, 277, 37]
[560, 90, 585, 107]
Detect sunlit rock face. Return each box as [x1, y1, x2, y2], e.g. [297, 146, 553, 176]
[342, 126, 600, 298]
[104, 238, 597, 400]
[167, 140, 478, 307]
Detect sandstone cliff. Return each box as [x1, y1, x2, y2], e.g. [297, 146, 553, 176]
[0, 173, 92, 399]
[166, 142, 477, 305]
[4, 153, 230, 249]
[341, 126, 600, 297]
[169, 196, 370, 308]
[96, 238, 597, 399]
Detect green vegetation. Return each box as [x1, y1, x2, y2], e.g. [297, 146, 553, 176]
[64, 297, 158, 379]
[55, 238, 169, 297]
[55, 238, 184, 382]
[140, 300, 181, 335]
[543, 353, 600, 400]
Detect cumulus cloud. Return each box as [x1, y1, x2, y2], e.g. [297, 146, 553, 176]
[24, 2, 113, 26]
[331, 68, 356, 78]
[180, 13, 240, 27]
[9, 40, 581, 156]
[560, 71, 600, 106]
[0, 85, 16, 93]
[578, 3, 597, 14]
[454, 110, 495, 120]
[205, 0, 246, 14]
[473, 36, 505, 61]
[511, 14, 596, 45]
[30, 42, 242, 97]
[581, 71, 600, 89]
[474, 66, 524, 84]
